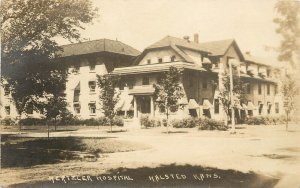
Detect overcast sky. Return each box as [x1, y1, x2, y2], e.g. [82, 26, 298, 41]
[58, 0, 281, 61]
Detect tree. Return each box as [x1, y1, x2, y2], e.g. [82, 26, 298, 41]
[281, 74, 300, 131]
[97, 74, 120, 132]
[273, 0, 300, 68]
[1, 0, 98, 120]
[153, 66, 184, 133]
[218, 73, 246, 127]
[274, 0, 300, 130]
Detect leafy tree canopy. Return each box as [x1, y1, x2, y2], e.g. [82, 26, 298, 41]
[1, 0, 98, 115]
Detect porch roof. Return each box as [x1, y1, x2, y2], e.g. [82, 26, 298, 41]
[128, 87, 155, 95]
[240, 73, 277, 83]
[112, 62, 205, 75]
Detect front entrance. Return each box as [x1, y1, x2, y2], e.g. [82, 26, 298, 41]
[139, 96, 151, 114]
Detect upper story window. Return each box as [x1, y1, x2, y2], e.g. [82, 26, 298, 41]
[275, 102, 279, 114]
[171, 56, 176, 62]
[89, 62, 96, 71]
[275, 85, 278, 95]
[4, 84, 10, 96]
[147, 59, 151, 64]
[5, 106, 10, 115]
[267, 83, 270, 95]
[247, 83, 251, 94]
[88, 81, 96, 93]
[128, 78, 135, 89]
[158, 58, 163, 63]
[142, 76, 150, 85]
[202, 79, 207, 89]
[258, 82, 262, 95]
[267, 69, 271, 77]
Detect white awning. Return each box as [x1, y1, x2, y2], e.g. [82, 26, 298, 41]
[122, 95, 134, 111]
[247, 102, 256, 110]
[203, 99, 213, 110]
[242, 103, 248, 110]
[178, 98, 188, 105]
[188, 99, 200, 109]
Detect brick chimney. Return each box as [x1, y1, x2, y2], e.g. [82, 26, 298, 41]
[194, 33, 199, 43]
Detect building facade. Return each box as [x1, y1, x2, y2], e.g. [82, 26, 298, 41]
[0, 35, 284, 123]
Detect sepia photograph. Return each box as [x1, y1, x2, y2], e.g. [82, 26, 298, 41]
[1, 0, 300, 187]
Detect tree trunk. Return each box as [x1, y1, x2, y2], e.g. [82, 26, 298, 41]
[47, 121, 50, 141]
[54, 117, 57, 131]
[286, 111, 289, 131]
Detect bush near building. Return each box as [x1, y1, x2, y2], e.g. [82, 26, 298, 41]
[170, 117, 227, 131]
[6, 116, 124, 127]
[245, 115, 286, 125]
[140, 115, 161, 128]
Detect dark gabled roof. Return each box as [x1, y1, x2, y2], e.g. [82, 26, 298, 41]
[134, 35, 244, 65]
[146, 36, 209, 53]
[59, 39, 141, 57]
[199, 39, 235, 56]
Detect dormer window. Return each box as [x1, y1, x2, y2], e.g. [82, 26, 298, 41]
[158, 58, 163, 63]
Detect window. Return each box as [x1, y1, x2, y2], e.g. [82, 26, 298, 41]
[258, 101, 263, 115]
[89, 103, 96, 114]
[74, 104, 80, 114]
[5, 106, 10, 115]
[147, 59, 151, 64]
[267, 69, 271, 77]
[73, 90, 80, 102]
[158, 58, 163, 63]
[89, 81, 96, 93]
[214, 99, 219, 114]
[258, 82, 262, 95]
[267, 84, 270, 95]
[267, 102, 272, 114]
[275, 103, 279, 114]
[202, 79, 207, 89]
[4, 84, 10, 96]
[142, 76, 149, 85]
[171, 56, 176, 62]
[89, 63, 96, 71]
[247, 83, 251, 94]
[128, 78, 135, 89]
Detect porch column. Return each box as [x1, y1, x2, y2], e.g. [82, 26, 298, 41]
[134, 96, 138, 118]
[150, 96, 154, 117]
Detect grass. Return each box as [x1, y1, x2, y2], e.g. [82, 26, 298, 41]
[1, 135, 149, 168]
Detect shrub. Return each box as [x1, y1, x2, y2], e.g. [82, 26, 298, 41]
[171, 117, 197, 128]
[140, 115, 160, 128]
[198, 118, 227, 131]
[112, 116, 124, 127]
[19, 118, 46, 126]
[1, 118, 16, 126]
[245, 115, 286, 125]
